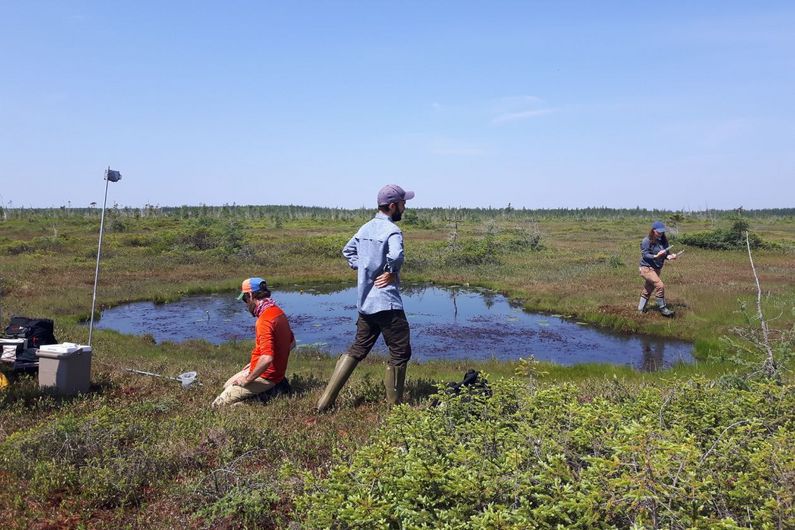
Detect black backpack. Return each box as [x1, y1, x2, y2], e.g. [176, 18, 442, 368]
[447, 369, 491, 397]
[431, 369, 492, 406]
[4, 316, 58, 348]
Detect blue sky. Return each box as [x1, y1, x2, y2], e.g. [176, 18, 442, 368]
[1, 1, 793, 209]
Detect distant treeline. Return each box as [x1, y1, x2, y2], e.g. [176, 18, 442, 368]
[1, 204, 793, 222]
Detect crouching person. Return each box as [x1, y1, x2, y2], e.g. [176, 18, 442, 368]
[212, 277, 295, 407]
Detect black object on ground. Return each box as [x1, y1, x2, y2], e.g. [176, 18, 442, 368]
[1, 315, 58, 374]
[4, 316, 57, 348]
[257, 377, 292, 404]
[432, 369, 492, 406]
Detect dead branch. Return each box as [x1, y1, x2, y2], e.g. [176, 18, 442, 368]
[658, 389, 675, 429]
[744, 231, 777, 379]
[699, 419, 751, 465]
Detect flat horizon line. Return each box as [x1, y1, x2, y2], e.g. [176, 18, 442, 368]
[3, 204, 794, 214]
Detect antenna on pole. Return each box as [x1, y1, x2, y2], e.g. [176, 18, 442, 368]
[88, 166, 122, 347]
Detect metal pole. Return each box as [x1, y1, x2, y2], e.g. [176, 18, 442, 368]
[88, 168, 111, 347]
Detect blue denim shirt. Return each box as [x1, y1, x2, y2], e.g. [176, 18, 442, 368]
[343, 212, 405, 315]
[639, 236, 669, 269]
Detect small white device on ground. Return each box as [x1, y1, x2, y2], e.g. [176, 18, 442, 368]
[125, 368, 200, 388]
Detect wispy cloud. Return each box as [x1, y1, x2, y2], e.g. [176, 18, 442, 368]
[490, 95, 557, 125]
[492, 108, 556, 124]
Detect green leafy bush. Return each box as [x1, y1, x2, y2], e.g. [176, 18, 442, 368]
[401, 210, 434, 229]
[309, 234, 351, 259]
[174, 217, 250, 257]
[505, 223, 544, 251]
[446, 237, 501, 266]
[298, 378, 795, 529]
[109, 217, 129, 232]
[678, 217, 766, 250]
[195, 485, 280, 526]
[0, 235, 65, 255]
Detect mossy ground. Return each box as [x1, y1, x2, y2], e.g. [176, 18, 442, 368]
[0, 208, 793, 527]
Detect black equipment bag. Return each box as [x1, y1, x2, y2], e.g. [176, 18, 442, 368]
[431, 369, 492, 406]
[4, 316, 57, 348]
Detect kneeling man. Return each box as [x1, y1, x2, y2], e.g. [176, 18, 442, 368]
[212, 277, 295, 407]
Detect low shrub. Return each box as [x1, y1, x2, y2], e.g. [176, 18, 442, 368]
[309, 234, 351, 259]
[0, 401, 183, 508]
[195, 484, 281, 527]
[678, 217, 766, 250]
[0, 236, 64, 255]
[446, 237, 501, 266]
[173, 217, 250, 257]
[441, 224, 544, 267]
[504, 223, 544, 251]
[401, 210, 434, 229]
[298, 377, 795, 529]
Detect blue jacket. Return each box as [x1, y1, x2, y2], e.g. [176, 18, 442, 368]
[343, 212, 405, 314]
[639, 235, 669, 269]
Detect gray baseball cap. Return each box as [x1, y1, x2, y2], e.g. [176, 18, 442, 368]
[377, 184, 415, 206]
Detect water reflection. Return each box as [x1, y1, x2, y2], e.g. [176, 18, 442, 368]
[95, 284, 694, 370]
[450, 289, 459, 320]
[641, 336, 665, 372]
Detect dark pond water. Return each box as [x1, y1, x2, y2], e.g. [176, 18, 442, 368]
[95, 285, 694, 370]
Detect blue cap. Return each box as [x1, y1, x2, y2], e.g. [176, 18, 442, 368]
[651, 221, 666, 232]
[237, 277, 268, 300]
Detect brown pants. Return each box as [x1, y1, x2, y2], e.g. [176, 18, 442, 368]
[639, 266, 665, 300]
[348, 310, 412, 367]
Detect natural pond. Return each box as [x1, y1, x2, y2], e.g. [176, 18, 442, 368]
[96, 284, 694, 370]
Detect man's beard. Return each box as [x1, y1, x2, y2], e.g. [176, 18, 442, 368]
[391, 210, 402, 222]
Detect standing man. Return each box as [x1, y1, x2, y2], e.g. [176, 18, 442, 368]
[212, 277, 295, 407]
[317, 184, 415, 412]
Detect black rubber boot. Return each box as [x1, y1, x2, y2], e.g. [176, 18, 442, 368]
[317, 354, 359, 412]
[384, 364, 407, 405]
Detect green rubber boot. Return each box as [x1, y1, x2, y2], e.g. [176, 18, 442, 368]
[317, 354, 359, 412]
[384, 364, 407, 405]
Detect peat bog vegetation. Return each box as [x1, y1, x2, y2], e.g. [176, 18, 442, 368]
[0, 205, 794, 529]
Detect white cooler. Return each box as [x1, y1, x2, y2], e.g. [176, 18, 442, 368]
[36, 343, 92, 395]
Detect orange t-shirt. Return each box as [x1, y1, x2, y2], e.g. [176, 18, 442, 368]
[249, 304, 294, 384]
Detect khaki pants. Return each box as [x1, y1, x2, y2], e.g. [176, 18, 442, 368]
[639, 266, 665, 300]
[211, 367, 276, 407]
